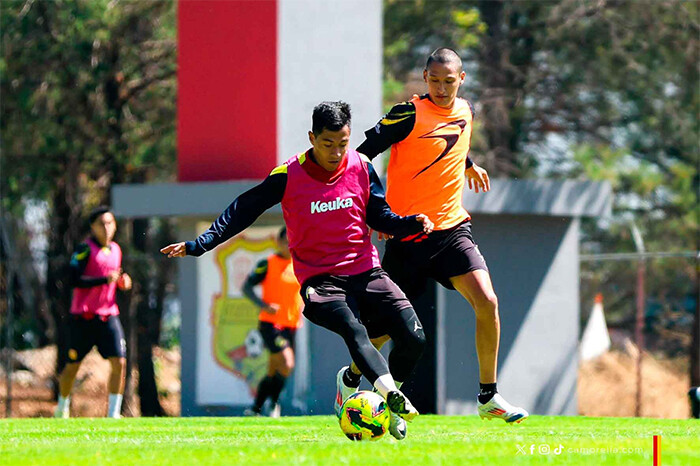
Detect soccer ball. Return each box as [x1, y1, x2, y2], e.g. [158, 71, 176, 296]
[338, 391, 390, 441]
[244, 329, 264, 358]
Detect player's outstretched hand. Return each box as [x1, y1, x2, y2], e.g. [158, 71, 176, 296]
[376, 231, 393, 241]
[160, 242, 187, 258]
[416, 214, 434, 234]
[465, 163, 490, 193]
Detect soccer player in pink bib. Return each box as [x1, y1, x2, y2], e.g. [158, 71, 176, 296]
[55, 206, 132, 418]
[161, 102, 432, 437]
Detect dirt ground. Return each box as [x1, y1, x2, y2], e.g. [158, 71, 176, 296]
[0, 345, 180, 418]
[1, 344, 692, 418]
[578, 344, 691, 418]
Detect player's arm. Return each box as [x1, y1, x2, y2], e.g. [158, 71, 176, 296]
[160, 169, 287, 258]
[364, 160, 433, 238]
[356, 102, 416, 159]
[68, 244, 118, 288]
[241, 259, 270, 310]
[463, 100, 490, 193]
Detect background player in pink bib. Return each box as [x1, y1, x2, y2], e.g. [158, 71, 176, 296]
[55, 206, 132, 418]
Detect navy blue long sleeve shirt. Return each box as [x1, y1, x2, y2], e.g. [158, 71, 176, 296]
[185, 155, 423, 257]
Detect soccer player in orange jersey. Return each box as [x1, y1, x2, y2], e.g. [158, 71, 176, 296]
[334, 48, 528, 429]
[242, 227, 302, 417]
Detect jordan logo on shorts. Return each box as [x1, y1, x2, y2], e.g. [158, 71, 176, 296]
[305, 287, 315, 299]
[414, 321, 422, 332]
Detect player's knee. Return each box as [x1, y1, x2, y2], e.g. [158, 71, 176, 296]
[401, 326, 425, 359]
[110, 357, 126, 373]
[279, 364, 293, 377]
[282, 351, 295, 375]
[474, 293, 499, 317]
[62, 362, 81, 377]
[343, 320, 370, 344]
[411, 326, 427, 351]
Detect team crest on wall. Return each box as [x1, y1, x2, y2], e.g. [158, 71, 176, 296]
[210, 234, 276, 394]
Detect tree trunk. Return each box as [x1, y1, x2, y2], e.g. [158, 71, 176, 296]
[691, 263, 699, 387]
[477, 0, 539, 176]
[136, 311, 165, 417]
[47, 156, 82, 398]
[477, 0, 513, 175]
[131, 217, 165, 416]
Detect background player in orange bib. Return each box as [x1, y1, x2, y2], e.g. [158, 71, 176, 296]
[335, 48, 529, 424]
[242, 227, 302, 417]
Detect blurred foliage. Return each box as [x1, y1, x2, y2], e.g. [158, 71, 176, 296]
[1, 0, 177, 218]
[0, 0, 177, 412]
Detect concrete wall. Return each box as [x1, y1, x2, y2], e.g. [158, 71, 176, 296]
[278, 0, 382, 167]
[442, 215, 580, 415]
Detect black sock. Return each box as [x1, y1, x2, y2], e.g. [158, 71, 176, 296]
[690, 387, 700, 419]
[269, 373, 286, 404]
[253, 376, 274, 410]
[478, 383, 498, 404]
[342, 367, 362, 388]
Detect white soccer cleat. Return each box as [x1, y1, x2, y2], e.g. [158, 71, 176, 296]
[388, 411, 407, 440]
[334, 366, 358, 417]
[386, 390, 419, 422]
[269, 403, 281, 419]
[243, 407, 262, 417]
[54, 407, 69, 419]
[477, 393, 529, 424]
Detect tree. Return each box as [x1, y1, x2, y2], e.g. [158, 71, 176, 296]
[382, 0, 698, 373]
[1, 0, 177, 415]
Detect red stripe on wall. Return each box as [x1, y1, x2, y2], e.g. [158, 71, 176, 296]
[178, 0, 277, 181]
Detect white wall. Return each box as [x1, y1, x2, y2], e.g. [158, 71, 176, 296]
[277, 0, 382, 165]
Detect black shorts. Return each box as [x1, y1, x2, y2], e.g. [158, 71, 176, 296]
[383, 220, 488, 297]
[65, 315, 126, 363]
[300, 267, 412, 339]
[258, 321, 297, 354]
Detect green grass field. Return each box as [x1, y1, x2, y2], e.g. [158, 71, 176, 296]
[1, 415, 698, 465]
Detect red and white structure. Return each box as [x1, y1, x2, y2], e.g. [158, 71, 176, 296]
[178, 0, 383, 182]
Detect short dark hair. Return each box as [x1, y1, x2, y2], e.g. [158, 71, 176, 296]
[312, 101, 351, 136]
[88, 205, 111, 225]
[425, 48, 463, 70]
[278, 226, 287, 241]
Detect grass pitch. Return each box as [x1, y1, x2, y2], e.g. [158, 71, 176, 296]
[1, 415, 698, 465]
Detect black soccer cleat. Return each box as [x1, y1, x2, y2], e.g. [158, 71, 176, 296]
[386, 390, 419, 422]
[689, 387, 699, 419]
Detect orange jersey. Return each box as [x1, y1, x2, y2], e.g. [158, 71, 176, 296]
[258, 254, 303, 328]
[385, 95, 473, 230]
[358, 95, 475, 231]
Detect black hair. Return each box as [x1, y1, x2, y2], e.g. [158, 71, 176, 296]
[311, 101, 351, 136]
[278, 226, 287, 241]
[88, 205, 111, 226]
[425, 47, 463, 70]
